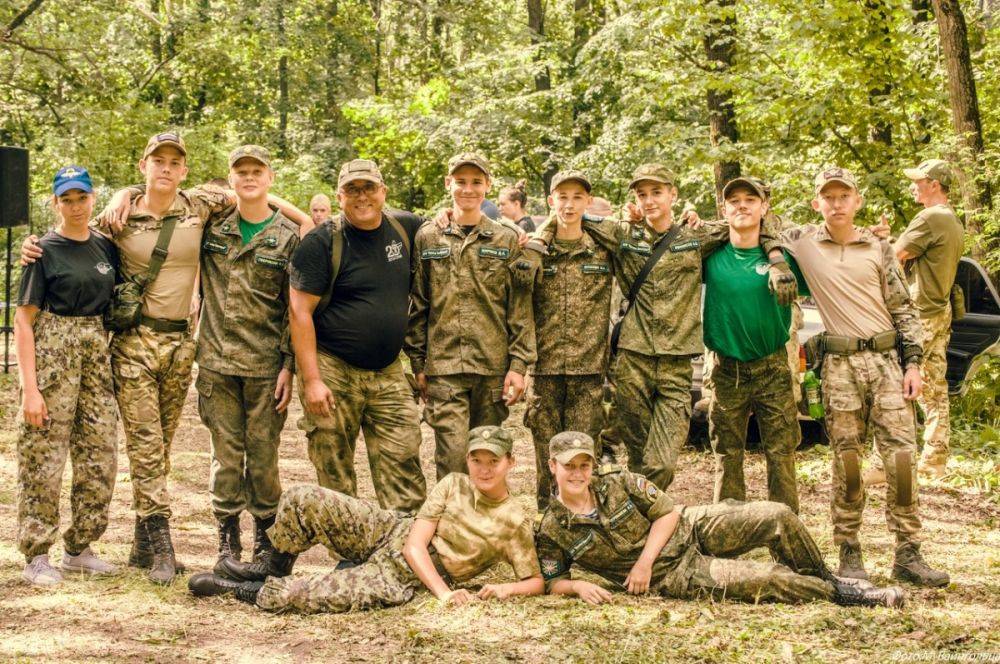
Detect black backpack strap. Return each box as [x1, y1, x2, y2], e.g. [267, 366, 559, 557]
[316, 220, 345, 314]
[623, 222, 682, 308]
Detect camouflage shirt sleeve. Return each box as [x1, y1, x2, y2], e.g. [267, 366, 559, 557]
[90, 187, 144, 237]
[187, 184, 235, 221]
[505, 517, 543, 580]
[695, 220, 730, 257]
[534, 528, 572, 592]
[404, 230, 431, 375]
[415, 472, 455, 521]
[758, 212, 782, 256]
[505, 243, 537, 376]
[879, 238, 923, 367]
[620, 470, 675, 521]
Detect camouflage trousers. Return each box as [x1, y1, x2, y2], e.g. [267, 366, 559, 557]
[111, 324, 196, 520]
[256, 485, 420, 614]
[918, 308, 952, 465]
[17, 313, 117, 559]
[524, 374, 605, 510]
[823, 350, 921, 546]
[424, 373, 508, 480]
[300, 352, 426, 513]
[608, 350, 692, 490]
[661, 500, 835, 604]
[708, 349, 800, 513]
[787, 301, 804, 404]
[197, 368, 286, 519]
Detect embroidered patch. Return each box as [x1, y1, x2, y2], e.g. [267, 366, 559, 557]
[264, 236, 279, 248]
[421, 246, 451, 260]
[669, 239, 700, 252]
[582, 263, 610, 275]
[646, 484, 658, 499]
[636, 477, 646, 492]
[621, 241, 652, 256]
[608, 500, 637, 527]
[755, 262, 770, 276]
[478, 246, 510, 259]
[540, 559, 564, 579]
[254, 255, 288, 270]
[203, 240, 229, 255]
[542, 266, 557, 276]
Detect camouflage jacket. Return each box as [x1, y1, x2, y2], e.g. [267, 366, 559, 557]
[540, 217, 781, 357]
[405, 214, 537, 376]
[196, 205, 298, 377]
[534, 467, 694, 593]
[532, 230, 614, 375]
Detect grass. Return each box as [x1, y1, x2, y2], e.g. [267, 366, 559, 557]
[0, 371, 998, 663]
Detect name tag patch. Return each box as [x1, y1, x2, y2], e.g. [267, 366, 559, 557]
[421, 246, 451, 260]
[670, 239, 700, 252]
[203, 240, 229, 255]
[621, 241, 652, 256]
[254, 255, 288, 270]
[478, 246, 510, 260]
[568, 531, 595, 559]
[582, 263, 610, 275]
[542, 266, 557, 276]
[607, 500, 637, 527]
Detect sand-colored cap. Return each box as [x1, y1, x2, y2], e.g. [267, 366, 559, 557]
[903, 159, 953, 188]
[229, 144, 272, 169]
[814, 167, 858, 194]
[447, 152, 492, 177]
[467, 426, 514, 457]
[338, 159, 384, 188]
[628, 163, 676, 190]
[550, 170, 592, 194]
[722, 176, 769, 201]
[548, 431, 597, 465]
[143, 131, 187, 159]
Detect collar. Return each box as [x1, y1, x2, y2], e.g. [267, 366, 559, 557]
[471, 483, 508, 510]
[549, 480, 607, 527]
[549, 229, 596, 257]
[130, 191, 191, 222]
[444, 212, 494, 238]
[817, 223, 877, 246]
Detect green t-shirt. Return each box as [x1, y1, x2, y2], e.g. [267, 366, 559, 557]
[703, 243, 792, 361]
[895, 204, 964, 317]
[238, 211, 276, 245]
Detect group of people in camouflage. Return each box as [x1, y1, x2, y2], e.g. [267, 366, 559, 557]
[13, 129, 962, 614]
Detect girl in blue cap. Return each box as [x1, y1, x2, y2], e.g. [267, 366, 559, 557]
[14, 166, 120, 586]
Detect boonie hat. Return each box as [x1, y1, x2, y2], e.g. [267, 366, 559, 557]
[628, 163, 676, 190]
[338, 159, 384, 188]
[550, 170, 592, 194]
[549, 431, 597, 465]
[467, 426, 514, 457]
[447, 152, 492, 178]
[52, 166, 94, 196]
[903, 159, 953, 188]
[229, 145, 272, 169]
[143, 131, 187, 159]
[722, 176, 769, 201]
[814, 167, 858, 194]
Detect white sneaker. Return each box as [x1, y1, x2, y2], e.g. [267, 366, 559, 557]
[23, 554, 63, 586]
[62, 546, 119, 575]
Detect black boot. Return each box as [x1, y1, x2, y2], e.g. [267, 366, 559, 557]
[252, 515, 276, 563]
[212, 515, 244, 576]
[144, 515, 177, 585]
[129, 515, 186, 572]
[832, 580, 906, 608]
[188, 572, 262, 605]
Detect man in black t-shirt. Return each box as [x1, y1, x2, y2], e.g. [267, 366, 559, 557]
[288, 159, 427, 513]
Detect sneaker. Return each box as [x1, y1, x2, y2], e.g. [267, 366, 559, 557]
[62, 547, 119, 575]
[23, 555, 63, 587]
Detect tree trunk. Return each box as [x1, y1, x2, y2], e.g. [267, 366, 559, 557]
[528, 0, 558, 194]
[931, 0, 992, 239]
[571, 0, 592, 152]
[276, 1, 289, 156]
[370, 0, 382, 94]
[703, 0, 740, 214]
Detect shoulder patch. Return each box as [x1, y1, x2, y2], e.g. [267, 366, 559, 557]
[540, 558, 566, 579]
[581, 263, 610, 275]
[254, 254, 288, 270]
[646, 484, 658, 500]
[421, 246, 451, 260]
[478, 246, 510, 260]
[669, 239, 700, 252]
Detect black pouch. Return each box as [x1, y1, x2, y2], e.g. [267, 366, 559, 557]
[103, 278, 145, 332]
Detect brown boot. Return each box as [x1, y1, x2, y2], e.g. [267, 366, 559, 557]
[892, 542, 950, 588]
[837, 542, 869, 581]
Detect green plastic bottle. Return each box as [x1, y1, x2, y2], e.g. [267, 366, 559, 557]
[803, 370, 825, 420]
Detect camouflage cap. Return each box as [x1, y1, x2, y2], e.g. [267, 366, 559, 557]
[628, 163, 676, 190]
[548, 431, 597, 465]
[814, 167, 859, 194]
[143, 131, 187, 159]
[722, 176, 769, 201]
[229, 144, 272, 169]
[467, 425, 514, 457]
[550, 170, 592, 194]
[338, 159, 384, 188]
[903, 158, 953, 188]
[447, 152, 492, 177]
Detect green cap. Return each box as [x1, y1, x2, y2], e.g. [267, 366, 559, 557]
[467, 426, 514, 457]
[722, 176, 769, 201]
[548, 431, 597, 465]
[448, 152, 492, 177]
[229, 145, 272, 169]
[903, 159, 953, 188]
[814, 167, 858, 194]
[550, 170, 592, 194]
[143, 131, 186, 159]
[338, 159, 384, 188]
[628, 163, 676, 190]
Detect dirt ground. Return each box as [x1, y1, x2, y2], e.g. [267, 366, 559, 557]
[0, 371, 998, 663]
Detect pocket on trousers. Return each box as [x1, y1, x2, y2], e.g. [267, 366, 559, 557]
[114, 362, 143, 382]
[828, 390, 862, 412]
[426, 382, 452, 403]
[195, 371, 214, 399]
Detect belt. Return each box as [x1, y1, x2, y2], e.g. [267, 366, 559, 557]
[427, 544, 453, 584]
[821, 330, 897, 354]
[140, 315, 189, 333]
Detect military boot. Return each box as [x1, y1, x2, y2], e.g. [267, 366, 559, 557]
[144, 515, 177, 585]
[832, 581, 906, 609]
[892, 542, 950, 588]
[251, 515, 276, 563]
[188, 572, 263, 605]
[129, 515, 185, 572]
[837, 542, 869, 580]
[212, 515, 244, 576]
[216, 549, 297, 582]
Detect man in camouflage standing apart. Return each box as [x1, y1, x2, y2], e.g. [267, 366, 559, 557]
[195, 146, 299, 570]
[407, 153, 537, 479]
[779, 168, 948, 586]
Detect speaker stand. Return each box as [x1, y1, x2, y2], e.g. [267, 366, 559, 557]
[4, 226, 13, 373]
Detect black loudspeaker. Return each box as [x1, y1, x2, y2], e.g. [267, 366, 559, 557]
[0, 146, 30, 228]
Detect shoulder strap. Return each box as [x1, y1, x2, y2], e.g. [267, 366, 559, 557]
[143, 218, 177, 285]
[624, 222, 682, 305]
[382, 209, 411, 255]
[317, 221, 344, 314]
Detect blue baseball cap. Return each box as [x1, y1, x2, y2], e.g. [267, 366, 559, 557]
[52, 166, 94, 196]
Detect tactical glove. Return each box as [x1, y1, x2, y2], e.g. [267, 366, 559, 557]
[767, 260, 798, 307]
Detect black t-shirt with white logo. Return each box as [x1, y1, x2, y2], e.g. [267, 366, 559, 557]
[290, 210, 423, 370]
[17, 230, 118, 317]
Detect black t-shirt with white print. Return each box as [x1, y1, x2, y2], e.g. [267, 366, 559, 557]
[17, 230, 118, 317]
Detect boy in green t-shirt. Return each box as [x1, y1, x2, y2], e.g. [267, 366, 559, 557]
[702, 177, 801, 512]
